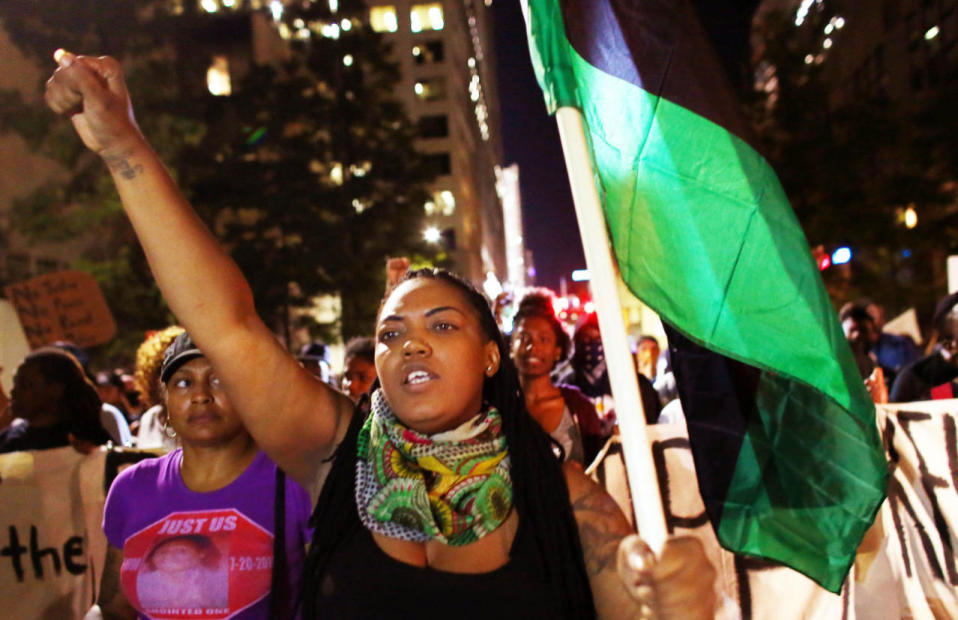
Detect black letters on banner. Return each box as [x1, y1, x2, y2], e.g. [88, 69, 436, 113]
[896, 411, 958, 584]
[651, 438, 709, 534]
[1, 525, 87, 582]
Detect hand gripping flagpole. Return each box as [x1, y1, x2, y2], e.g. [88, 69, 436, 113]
[555, 107, 667, 552]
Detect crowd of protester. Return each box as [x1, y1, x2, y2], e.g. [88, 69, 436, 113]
[4, 46, 955, 619]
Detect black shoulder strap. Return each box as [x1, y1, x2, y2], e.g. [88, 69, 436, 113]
[270, 466, 290, 618]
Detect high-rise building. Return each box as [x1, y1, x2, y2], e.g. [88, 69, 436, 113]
[0, 0, 509, 291]
[366, 0, 506, 284]
[756, 0, 957, 107]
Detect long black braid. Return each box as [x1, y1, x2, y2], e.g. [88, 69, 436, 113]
[301, 269, 595, 618]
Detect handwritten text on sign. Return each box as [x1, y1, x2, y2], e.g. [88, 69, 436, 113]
[3, 271, 116, 348]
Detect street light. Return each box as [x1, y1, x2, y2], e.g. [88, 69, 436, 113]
[904, 205, 918, 229]
[423, 226, 441, 243]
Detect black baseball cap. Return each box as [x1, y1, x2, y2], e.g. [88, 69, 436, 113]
[160, 332, 204, 384]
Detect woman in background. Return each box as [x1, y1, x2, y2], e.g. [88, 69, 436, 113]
[90, 333, 313, 619]
[0, 348, 110, 453]
[134, 325, 185, 450]
[511, 290, 604, 466]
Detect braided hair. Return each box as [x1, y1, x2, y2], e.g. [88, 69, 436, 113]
[302, 269, 595, 618]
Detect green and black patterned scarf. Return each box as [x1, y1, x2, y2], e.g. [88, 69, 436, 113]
[355, 389, 514, 546]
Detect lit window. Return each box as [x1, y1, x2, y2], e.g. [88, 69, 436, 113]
[200, 0, 219, 13]
[269, 0, 283, 20]
[330, 162, 344, 185]
[207, 56, 231, 96]
[370, 6, 398, 33]
[414, 77, 446, 101]
[410, 3, 444, 32]
[437, 190, 456, 215]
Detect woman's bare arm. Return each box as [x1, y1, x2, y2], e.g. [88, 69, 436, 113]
[44, 52, 354, 487]
[85, 546, 136, 620]
[563, 463, 715, 619]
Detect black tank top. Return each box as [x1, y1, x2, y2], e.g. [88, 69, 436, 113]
[314, 510, 557, 618]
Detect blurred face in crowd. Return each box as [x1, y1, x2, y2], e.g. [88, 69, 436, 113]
[300, 358, 331, 383]
[341, 356, 376, 403]
[164, 357, 247, 447]
[10, 361, 61, 424]
[866, 303, 886, 334]
[939, 309, 958, 362]
[842, 316, 876, 349]
[511, 316, 562, 378]
[637, 338, 660, 371]
[96, 379, 124, 408]
[375, 277, 499, 434]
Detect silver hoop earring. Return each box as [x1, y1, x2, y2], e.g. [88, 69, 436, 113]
[163, 423, 177, 440]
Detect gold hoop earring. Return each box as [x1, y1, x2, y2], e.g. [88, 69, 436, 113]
[161, 415, 177, 440]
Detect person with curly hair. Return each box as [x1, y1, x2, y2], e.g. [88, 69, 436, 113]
[134, 326, 186, 449]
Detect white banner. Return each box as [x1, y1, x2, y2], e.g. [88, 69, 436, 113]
[0, 447, 161, 618]
[594, 400, 958, 619]
[0, 447, 105, 618]
[2, 401, 956, 618]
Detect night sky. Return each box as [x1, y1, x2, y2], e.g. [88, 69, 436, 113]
[494, 0, 583, 291]
[491, 0, 760, 291]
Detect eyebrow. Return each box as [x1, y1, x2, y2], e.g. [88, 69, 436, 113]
[380, 306, 466, 323]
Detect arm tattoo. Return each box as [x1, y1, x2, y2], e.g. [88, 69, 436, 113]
[103, 151, 144, 180]
[572, 489, 629, 577]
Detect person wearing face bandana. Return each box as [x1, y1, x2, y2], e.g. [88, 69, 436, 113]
[558, 314, 662, 425]
[890, 291, 958, 402]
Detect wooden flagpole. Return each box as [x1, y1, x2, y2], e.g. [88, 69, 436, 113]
[555, 106, 667, 551]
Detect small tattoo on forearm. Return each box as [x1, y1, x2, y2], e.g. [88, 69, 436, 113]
[104, 152, 143, 180]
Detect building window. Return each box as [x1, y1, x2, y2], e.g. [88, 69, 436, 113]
[370, 6, 398, 32]
[410, 3, 444, 32]
[412, 40, 445, 64]
[207, 55, 232, 96]
[414, 77, 446, 101]
[423, 189, 455, 215]
[418, 114, 449, 138]
[436, 189, 456, 215]
[423, 153, 452, 176]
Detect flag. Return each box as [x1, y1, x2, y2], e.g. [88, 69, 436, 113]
[522, 0, 888, 592]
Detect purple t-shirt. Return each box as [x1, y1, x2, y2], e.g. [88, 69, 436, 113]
[103, 449, 312, 619]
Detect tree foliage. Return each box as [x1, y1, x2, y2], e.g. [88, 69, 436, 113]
[753, 7, 958, 322]
[0, 0, 436, 362]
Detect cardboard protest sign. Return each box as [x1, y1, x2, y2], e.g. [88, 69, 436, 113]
[3, 271, 116, 349]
